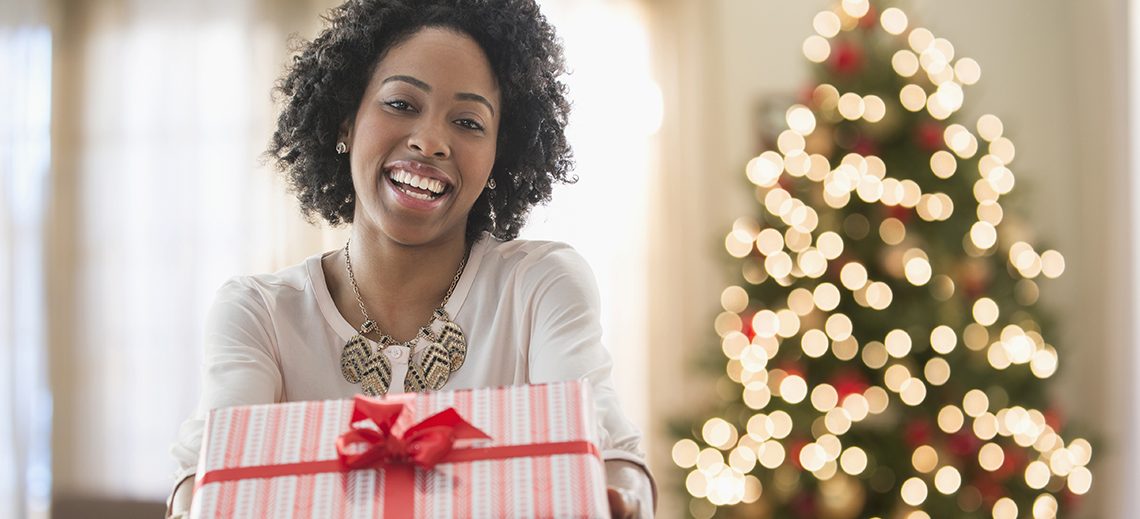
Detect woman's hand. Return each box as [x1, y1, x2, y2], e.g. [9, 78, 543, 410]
[608, 486, 640, 518]
[166, 475, 194, 518]
[605, 459, 654, 518]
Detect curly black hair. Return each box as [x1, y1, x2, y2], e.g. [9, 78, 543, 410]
[267, 0, 575, 243]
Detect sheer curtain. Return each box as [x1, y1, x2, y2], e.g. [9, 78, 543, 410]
[51, 0, 343, 501]
[1, 5, 53, 518]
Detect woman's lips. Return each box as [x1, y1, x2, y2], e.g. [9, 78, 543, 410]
[384, 159, 452, 186]
[380, 159, 455, 211]
[385, 172, 449, 211]
[390, 168, 447, 196]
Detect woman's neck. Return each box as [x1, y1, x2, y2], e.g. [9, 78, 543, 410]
[346, 228, 469, 313]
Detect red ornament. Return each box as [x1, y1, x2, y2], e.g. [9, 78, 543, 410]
[799, 82, 818, 105]
[830, 40, 864, 75]
[972, 474, 1004, 506]
[904, 419, 932, 448]
[790, 491, 818, 519]
[777, 174, 795, 191]
[740, 310, 755, 340]
[948, 431, 981, 458]
[850, 135, 879, 156]
[955, 259, 994, 301]
[788, 439, 809, 470]
[1062, 488, 1083, 509]
[994, 444, 1026, 481]
[858, 5, 878, 29]
[886, 204, 912, 224]
[831, 369, 869, 398]
[962, 281, 985, 302]
[916, 122, 944, 152]
[779, 361, 806, 378]
[826, 252, 849, 280]
[963, 276, 989, 301]
[1044, 406, 1065, 431]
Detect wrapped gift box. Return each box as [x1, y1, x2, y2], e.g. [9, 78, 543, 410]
[190, 381, 608, 518]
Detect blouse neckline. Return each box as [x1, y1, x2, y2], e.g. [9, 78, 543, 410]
[306, 235, 489, 349]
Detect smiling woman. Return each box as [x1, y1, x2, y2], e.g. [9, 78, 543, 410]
[168, 1, 655, 517]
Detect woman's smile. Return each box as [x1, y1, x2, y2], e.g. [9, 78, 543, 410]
[383, 159, 454, 210]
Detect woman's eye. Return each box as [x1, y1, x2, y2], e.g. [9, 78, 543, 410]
[455, 119, 484, 132]
[385, 100, 415, 111]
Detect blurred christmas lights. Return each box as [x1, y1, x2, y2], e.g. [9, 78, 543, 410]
[687, 1, 1088, 516]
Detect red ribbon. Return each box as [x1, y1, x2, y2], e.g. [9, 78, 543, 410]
[196, 396, 601, 519]
[336, 395, 491, 471]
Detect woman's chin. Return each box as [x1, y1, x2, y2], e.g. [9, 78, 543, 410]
[371, 219, 465, 249]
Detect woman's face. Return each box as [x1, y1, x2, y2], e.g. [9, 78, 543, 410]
[345, 27, 501, 248]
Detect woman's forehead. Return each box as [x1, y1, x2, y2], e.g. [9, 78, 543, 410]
[369, 27, 500, 103]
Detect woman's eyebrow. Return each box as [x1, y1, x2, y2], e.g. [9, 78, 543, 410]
[457, 93, 496, 116]
[382, 75, 495, 116]
[382, 74, 431, 91]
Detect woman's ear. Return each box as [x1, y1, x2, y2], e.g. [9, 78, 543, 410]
[338, 117, 354, 146]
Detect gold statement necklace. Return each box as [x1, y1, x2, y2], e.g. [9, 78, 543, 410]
[339, 240, 469, 396]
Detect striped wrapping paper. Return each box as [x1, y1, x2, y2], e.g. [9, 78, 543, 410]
[190, 381, 609, 519]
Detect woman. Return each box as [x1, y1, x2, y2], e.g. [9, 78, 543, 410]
[168, 0, 655, 517]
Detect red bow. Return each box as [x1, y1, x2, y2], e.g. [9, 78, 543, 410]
[336, 395, 491, 471]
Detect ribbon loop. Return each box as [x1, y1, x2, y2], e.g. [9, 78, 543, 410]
[336, 396, 491, 471]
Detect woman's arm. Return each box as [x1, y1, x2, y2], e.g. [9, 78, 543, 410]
[523, 244, 657, 517]
[167, 277, 284, 516]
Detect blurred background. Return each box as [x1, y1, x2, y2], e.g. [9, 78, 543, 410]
[0, 0, 1133, 517]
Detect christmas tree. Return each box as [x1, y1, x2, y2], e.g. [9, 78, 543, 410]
[671, 1, 1093, 518]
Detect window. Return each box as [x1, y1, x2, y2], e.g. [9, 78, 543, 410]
[0, 23, 53, 519]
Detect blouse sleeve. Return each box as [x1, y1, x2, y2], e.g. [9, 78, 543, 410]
[523, 245, 655, 487]
[170, 277, 284, 482]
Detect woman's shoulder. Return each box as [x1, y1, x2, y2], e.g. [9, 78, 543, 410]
[473, 236, 597, 299]
[478, 236, 591, 275]
[213, 253, 323, 305]
[206, 253, 329, 339]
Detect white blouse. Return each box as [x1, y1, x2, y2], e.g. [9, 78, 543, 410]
[171, 236, 649, 486]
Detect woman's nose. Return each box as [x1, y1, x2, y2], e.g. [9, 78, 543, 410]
[407, 120, 450, 159]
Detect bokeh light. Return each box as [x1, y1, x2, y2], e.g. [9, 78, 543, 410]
[880, 7, 908, 35]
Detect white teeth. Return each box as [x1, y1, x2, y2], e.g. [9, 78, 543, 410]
[402, 188, 434, 201]
[389, 168, 446, 194]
